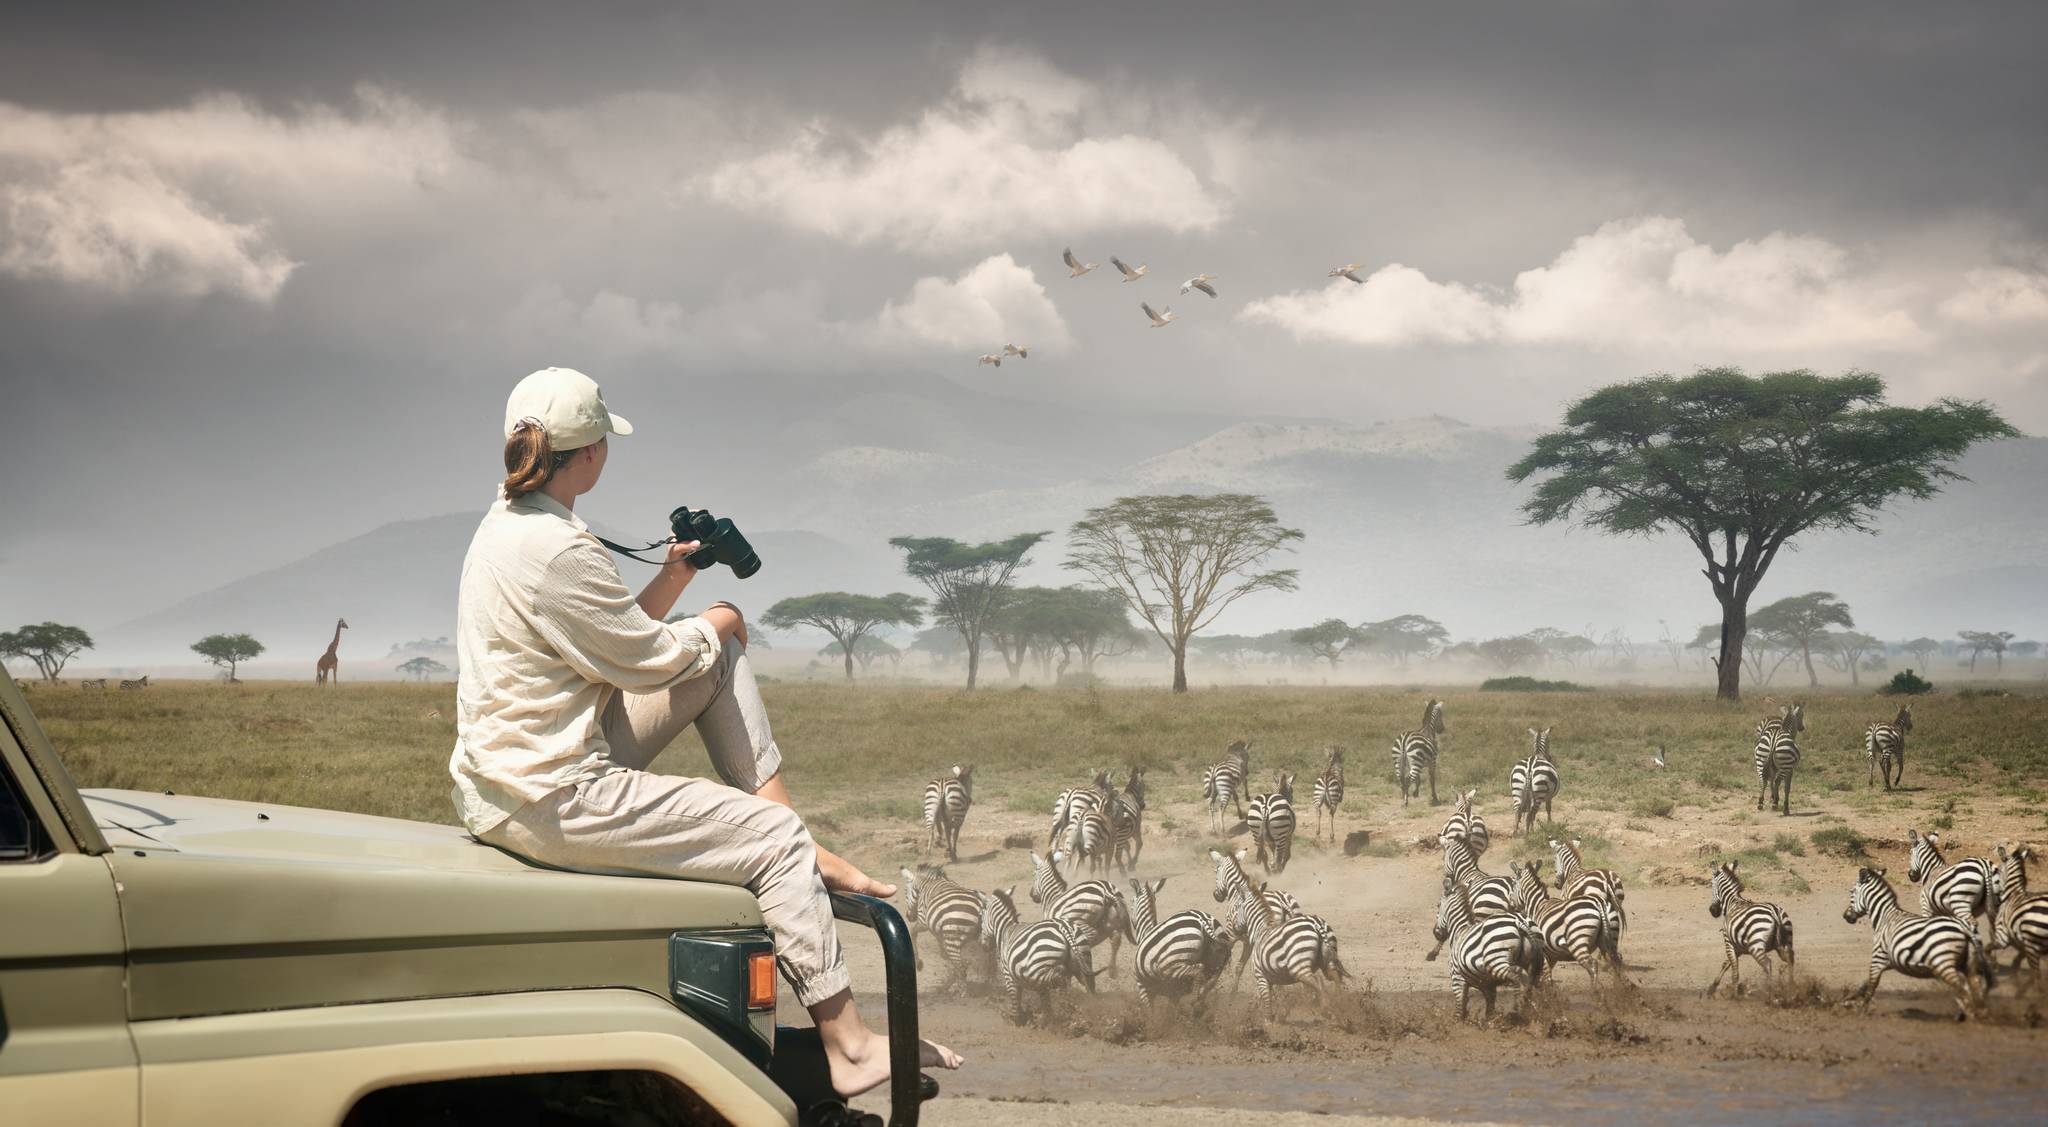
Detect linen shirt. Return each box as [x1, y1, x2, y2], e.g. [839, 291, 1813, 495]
[449, 490, 722, 834]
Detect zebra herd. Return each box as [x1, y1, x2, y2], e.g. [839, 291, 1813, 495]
[11, 676, 146, 690]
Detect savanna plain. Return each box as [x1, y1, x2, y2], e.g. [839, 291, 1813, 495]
[36, 680, 2048, 1126]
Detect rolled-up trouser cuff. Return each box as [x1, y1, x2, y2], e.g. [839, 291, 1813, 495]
[786, 958, 853, 1007]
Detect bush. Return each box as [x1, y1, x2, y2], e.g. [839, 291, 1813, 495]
[1631, 796, 1675, 819]
[1878, 668, 1934, 696]
[1478, 676, 1592, 693]
[1772, 832, 1807, 857]
[1811, 826, 1869, 858]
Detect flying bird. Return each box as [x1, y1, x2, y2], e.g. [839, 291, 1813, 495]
[1062, 248, 1098, 277]
[1002, 343, 1030, 359]
[1112, 256, 1149, 282]
[1651, 745, 1667, 769]
[1180, 274, 1218, 298]
[1141, 302, 1177, 328]
[978, 353, 1003, 368]
[1328, 263, 1366, 284]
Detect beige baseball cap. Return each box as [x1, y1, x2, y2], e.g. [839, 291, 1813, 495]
[503, 366, 634, 450]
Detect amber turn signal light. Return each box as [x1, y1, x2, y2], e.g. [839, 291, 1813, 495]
[746, 951, 777, 1010]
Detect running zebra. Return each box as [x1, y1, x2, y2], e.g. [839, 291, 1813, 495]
[1208, 849, 1339, 1014]
[1906, 828, 1992, 943]
[119, 675, 151, 691]
[1549, 837, 1626, 930]
[1427, 880, 1543, 1024]
[1127, 876, 1235, 1010]
[1209, 847, 1304, 987]
[897, 866, 988, 991]
[1439, 788, 1489, 857]
[1866, 704, 1913, 790]
[1509, 729, 1559, 835]
[1311, 746, 1345, 842]
[1426, 839, 1515, 962]
[1028, 849, 1132, 976]
[79, 678, 108, 691]
[921, 764, 973, 861]
[980, 887, 1103, 1023]
[1392, 698, 1446, 805]
[1246, 770, 1297, 874]
[1109, 767, 1148, 870]
[1842, 867, 1993, 1020]
[1050, 768, 1113, 848]
[1992, 843, 2048, 992]
[1509, 860, 1621, 998]
[1704, 859, 1795, 997]
[1203, 740, 1252, 832]
[1753, 702, 1804, 815]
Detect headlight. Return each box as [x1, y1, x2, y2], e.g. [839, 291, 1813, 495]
[669, 929, 776, 1064]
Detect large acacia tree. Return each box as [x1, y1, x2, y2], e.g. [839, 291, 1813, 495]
[1509, 369, 2014, 701]
[761, 592, 925, 682]
[192, 633, 264, 682]
[889, 534, 1046, 689]
[1748, 591, 1854, 689]
[1065, 494, 1302, 693]
[0, 622, 94, 683]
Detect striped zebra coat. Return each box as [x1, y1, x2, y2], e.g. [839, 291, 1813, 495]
[1992, 843, 2048, 990]
[1428, 880, 1543, 1024]
[981, 887, 1103, 1023]
[1110, 768, 1148, 870]
[1549, 837, 1626, 930]
[1050, 768, 1113, 847]
[1439, 788, 1489, 857]
[1209, 847, 1305, 987]
[1705, 859, 1794, 997]
[922, 764, 973, 861]
[1127, 877, 1235, 1009]
[1844, 867, 1993, 1020]
[1392, 699, 1447, 806]
[1509, 861, 1621, 997]
[1509, 729, 1559, 835]
[1311, 746, 1345, 842]
[1247, 770, 1298, 874]
[898, 866, 988, 990]
[1028, 850, 1132, 975]
[1753, 703, 1804, 816]
[1209, 851, 1341, 1013]
[1907, 829, 1993, 943]
[1203, 740, 1252, 832]
[1866, 704, 1913, 790]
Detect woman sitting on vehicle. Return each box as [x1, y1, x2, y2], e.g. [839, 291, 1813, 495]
[449, 366, 961, 1098]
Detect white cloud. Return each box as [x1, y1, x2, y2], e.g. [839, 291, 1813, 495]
[0, 87, 459, 302]
[1939, 267, 2048, 324]
[698, 48, 1224, 253]
[1241, 216, 1933, 353]
[873, 253, 1071, 351]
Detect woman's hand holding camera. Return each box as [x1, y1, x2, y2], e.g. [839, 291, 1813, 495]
[663, 539, 703, 573]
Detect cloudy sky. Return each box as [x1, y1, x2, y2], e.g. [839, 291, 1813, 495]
[3, 1, 2045, 635]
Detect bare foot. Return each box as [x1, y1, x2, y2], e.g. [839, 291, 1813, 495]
[818, 845, 898, 898]
[826, 1030, 963, 1099]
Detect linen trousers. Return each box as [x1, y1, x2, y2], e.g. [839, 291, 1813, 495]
[480, 641, 850, 1006]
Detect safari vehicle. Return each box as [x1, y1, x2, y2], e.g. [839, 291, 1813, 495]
[0, 677, 933, 1127]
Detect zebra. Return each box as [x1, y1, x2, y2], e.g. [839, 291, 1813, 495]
[1050, 767, 1113, 847]
[119, 675, 151, 691]
[1426, 839, 1515, 961]
[1109, 767, 1147, 870]
[80, 678, 108, 691]
[1704, 859, 1795, 998]
[1991, 843, 2048, 991]
[1549, 837, 1626, 930]
[1392, 698, 1446, 805]
[1509, 729, 1559, 835]
[921, 764, 973, 861]
[1126, 876, 1235, 1010]
[1027, 849, 1132, 976]
[981, 887, 1104, 1024]
[1246, 770, 1297, 874]
[1906, 828, 1992, 943]
[1438, 788, 1489, 857]
[1073, 801, 1113, 874]
[897, 866, 988, 991]
[1310, 746, 1345, 842]
[1508, 860, 1621, 997]
[1208, 849, 1340, 1014]
[1427, 880, 1543, 1024]
[1753, 702, 1803, 815]
[1843, 866, 1993, 1020]
[1203, 740, 1252, 831]
[1866, 704, 1913, 790]
[1208, 847, 1304, 988]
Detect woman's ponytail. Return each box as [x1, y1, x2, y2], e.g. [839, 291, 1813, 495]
[503, 417, 576, 499]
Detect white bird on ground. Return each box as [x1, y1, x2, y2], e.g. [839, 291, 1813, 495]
[1651, 745, 1667, 769]
[1141, 302, 1177, 327]
[978, 353, 1003, 368]
[1328, 263, 1366, 284]
[1180, 273, 1218, 298]
[1002, 343, 1029, 359]
[1112, 256, 1149, 282]
[1062, 248, 1098, 277]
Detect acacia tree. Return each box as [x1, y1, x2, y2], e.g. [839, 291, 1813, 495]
[817, 634, 902, 674]
[1508, 369, 2014, 701]
[1748, 592, 1855, 688]
[889, 534, 1046, 689]
[1958, 629, 2015, 673]
[0, 622, 94, 683]
[1025, 587, 1141, 679]
[1903, 636, 1942, 669]
[761, 592, 926, 682]
[1820, 631, 1882, 687]
[1477, 635, 1544, 672]
[1066, 494, 1302, 693]
[397, 656, 449, 682]
[1290, 619, 1357, 669]
[1354, 614, 1449, 667]
[192, 633, 264, 682]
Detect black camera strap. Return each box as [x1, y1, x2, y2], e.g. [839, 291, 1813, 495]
[595, 534, 678, 566]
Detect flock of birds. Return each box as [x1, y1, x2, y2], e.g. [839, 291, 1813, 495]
[900, 699, 2048, 1027]
[966, 249, 1370, 365]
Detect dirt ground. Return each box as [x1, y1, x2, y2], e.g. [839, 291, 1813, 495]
[816, 761, 2048, 1126]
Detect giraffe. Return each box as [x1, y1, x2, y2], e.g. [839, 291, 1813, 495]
[316, 618, 348, 685]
